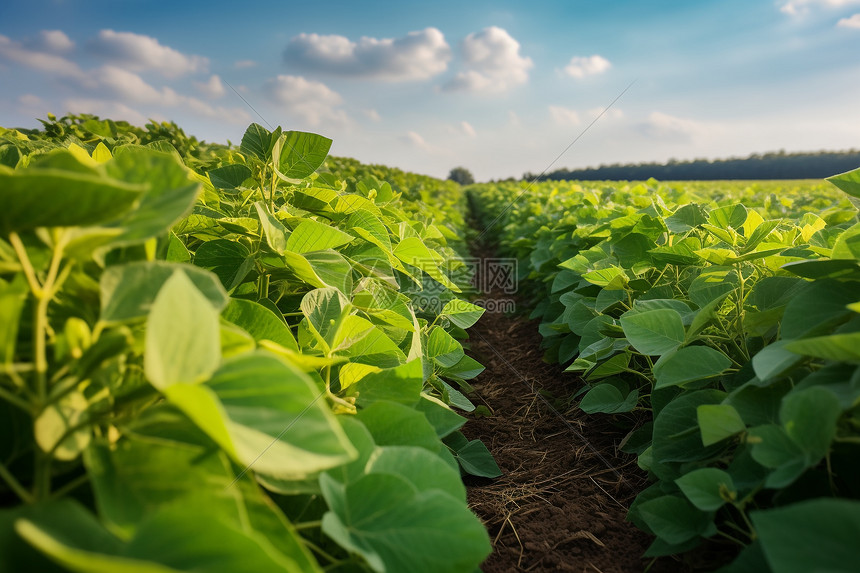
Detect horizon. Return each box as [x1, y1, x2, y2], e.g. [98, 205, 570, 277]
[1, 0, 859, 180]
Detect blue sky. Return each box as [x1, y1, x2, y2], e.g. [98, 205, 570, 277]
[1, 0, 858, 180]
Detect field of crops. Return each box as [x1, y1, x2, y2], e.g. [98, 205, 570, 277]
[0, 115, 499, 573]
[469, 175, 860, 570]
[3, 112, 860, 573]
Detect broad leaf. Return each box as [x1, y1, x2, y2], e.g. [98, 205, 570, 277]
[144, 271, 221, 389]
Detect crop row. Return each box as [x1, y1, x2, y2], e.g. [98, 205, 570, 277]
[0, 116, 497, 573]
[469, 175, 860, 571]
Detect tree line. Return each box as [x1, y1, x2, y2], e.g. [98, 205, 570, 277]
[522, 150, 860, 182]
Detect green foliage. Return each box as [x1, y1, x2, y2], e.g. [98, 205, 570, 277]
[471, 171, 860, 570]
[0, 117, 493, 572]
[447, 167, 475, 186]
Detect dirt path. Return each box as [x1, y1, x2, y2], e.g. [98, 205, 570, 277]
[460, 234, 694, 572]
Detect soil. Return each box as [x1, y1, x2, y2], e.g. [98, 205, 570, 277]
[460, 236, 727, 572]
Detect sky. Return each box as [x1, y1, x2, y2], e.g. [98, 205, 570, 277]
[1, 0, 859, 181]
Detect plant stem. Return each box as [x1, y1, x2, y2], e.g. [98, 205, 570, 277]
[33, 451, 52, 500]
[0, 460, 34, 503]
[303, 539, 342, 565]
[7, 232, 42, 296]
[294, 520, 322, 531]
[257, 273, 270, 300]
[47, 473, 90, 501]
[0, 385, 31, 413]
[715, 529, 747, 546]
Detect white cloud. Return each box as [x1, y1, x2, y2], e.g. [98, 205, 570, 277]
[779, 0, 860, 15]
[447, 121, 477, 137]
[444, 27, 533, 93]
[284, 28, 450, 81]
[640, 111, 708, 142]
[837, 12, 860, 26]
[264, 74, 348, 127]
[563, 55, 611, 78]
[195, 74, 225, 98]
[37, 30, 74, 52]
[0, 30, 248, 127]
[18, 94, 43, 106]
[399, 131, 429, 149]
[90, 65, 177, 104]
[89, 30, 208, 77]
[363, 109, 381, 121]
[0, 34, 84, 78]
[508, 110, 521, 127]
[234, 59, 257, 69]
[549, 105, 581, 126]
[587, 107, 624, 121]
[83, 67, 248, 123]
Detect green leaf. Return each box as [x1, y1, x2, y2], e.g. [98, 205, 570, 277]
[85, 413, 321, 569]
[285, 219, 354, 253]
[274, 131, 332, 180]
[0, 150, 148, 233]
[781, 279, 857, 339]
[35, 390, 90, 461]
[347, 210, 392, 252]
[637, 495, 712, 545]
[665, 203, 708, 233]
[17, 500, 305, 573]
[301, 287, 351, 350]
[240, 123, 273, 161]
[393, 237, 459, 292]
[785, 332, 860, 362]
[709, 203, 747, 230]
[450, 439, 502, 478]
[440, 355, 485, 380]
[347, 360, 423, 407]
[780, 387, 841, 461]
[827, 166, 860, 199]
[367, 445, 466, 501]
[620, 309, 686, 356]
[320, 473, 491, 573]
[580, 381, 638, 414]
[193, 239, 254, 291]
[355, 401, 442, 455]
[649, 238, 702, 265]
[676, 468, 736, 511]
[582, 266, 627, 288]
[208, 164, 252, 190]
[689, 267, 738, 308]
[653, 389, 726, 463]
[100, 261, 228, 323]
[167, 352, 356, 479]
[254, 201, 288, 255]
[752, 499, 860, 573]
[0, 275, 27, 363]
[781, 259, 860, 280]
[305, 251, 354, 294]
[832, 222, 860, 260]
[415, 395, 467, 438]
[697, 404, 746, 446]
[427, 327, 464, 368]
[653, 346, 732, 389]
[0, 503, 66, 572]
[221, 298, 298, 351]
[98, 148, 200, 247]
[441, 299, 485, 329]
[752, 340, 804, 383]
[144, 271, 221, 390]
[747, 424, 806, 486]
